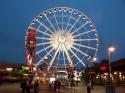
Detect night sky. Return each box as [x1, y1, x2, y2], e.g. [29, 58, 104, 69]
[0, 0, 125, 64]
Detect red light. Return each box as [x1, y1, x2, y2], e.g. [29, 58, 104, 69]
[100, 66, 107, 71]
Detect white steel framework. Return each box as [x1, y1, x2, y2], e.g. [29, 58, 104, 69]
[25, 7, 99, 71]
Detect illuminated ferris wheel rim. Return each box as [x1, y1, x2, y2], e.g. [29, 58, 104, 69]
[25, 7, 99, 70]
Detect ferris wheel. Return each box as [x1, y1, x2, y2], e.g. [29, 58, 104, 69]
[25, 7, 99, 71]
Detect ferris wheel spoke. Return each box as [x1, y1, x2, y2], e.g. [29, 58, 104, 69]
[62, 11, 64, 31]
[71, 45, 89, 57]
[62, 43, 73, 66]
[36, 37, 51, 40]
[69, 48, 86, 67]
[48, 44, 60, 70]
[73, 29, 95, 38]
[63, 51, 66, 71]
[56, 49, 61, 67]
[36, 47, 54, 66]
[36, 44, 52, 55]
[73, 43, 96, 50]
[68, 16, 81, 33]
[53, 12, 60, 31]
[71, 22, 88, 35]
[75, 61, 80, 66]
[36, 29, 52, 37]
[65, 10, 73, 31]
[74, 38, 98, 42]
[36, 41, 51, 47]
[37, 20, 53, 34]
[37, 53, 42, 59]
[44, 15, 57, 32]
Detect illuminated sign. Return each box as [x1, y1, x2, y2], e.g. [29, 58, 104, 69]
[100, 66, 107, 71]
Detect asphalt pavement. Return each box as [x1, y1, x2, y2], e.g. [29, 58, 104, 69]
[0, 82, 125, 93]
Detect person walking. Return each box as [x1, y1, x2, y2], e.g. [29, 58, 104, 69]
[26, 78, 31, 93]
[57, 80, 61, 92]
[54, 80, 57, 91]
[87, 82, 91, 93]
[49, 82, 51, 90]
[33, 80, 39, 93]
[20, 79, 27, 93]
[58, 80, 61, 89]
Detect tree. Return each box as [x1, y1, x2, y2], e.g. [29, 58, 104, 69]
[81, 66, 91, 84]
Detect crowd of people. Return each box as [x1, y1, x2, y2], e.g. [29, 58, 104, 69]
[49, 79, 61, 92]
[20, 78, 76, 93]
[20, 78, 39, 93]
[20, 78, 64, 93]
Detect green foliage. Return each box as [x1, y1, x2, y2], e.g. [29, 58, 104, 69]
[92, 63, 100, 74]
[21, 66, 29, 74]
[81, 67, 91, 83]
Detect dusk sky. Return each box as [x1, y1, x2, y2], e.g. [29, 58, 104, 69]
[0, 0, 125, 64]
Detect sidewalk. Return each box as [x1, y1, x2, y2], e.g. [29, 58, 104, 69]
[38, 83, 105, 93]
[0, 82, 125, 93]
[38, 83, 125, 93]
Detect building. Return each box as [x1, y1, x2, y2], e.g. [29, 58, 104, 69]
[0, 61, 24, 82]
[98, 58, 125, 85]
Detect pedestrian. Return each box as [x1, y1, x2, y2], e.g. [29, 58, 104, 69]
[33, 80, 39, 93]
[54, 80, 57, 91]
[49, 82, 51, 90]
[51, 81, 54, 88]
[26, 78, 31, 93]
[57, 80, 61, 89]
[57, 80, 61, 92]
[20, 78, 27, 93]
[87, 82, 91, 93]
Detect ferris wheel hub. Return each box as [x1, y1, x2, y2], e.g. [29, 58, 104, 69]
[51, 31, 74, 51]
[59, 35, 65, 43]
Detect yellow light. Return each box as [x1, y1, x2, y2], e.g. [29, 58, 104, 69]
[119, 72, 122, 75]
[50, 77, 56, 83]
[96, 77, 99, 79]
[119, 75, 122, 77]
[114, 72, 117, 75]
[123, 76, 125, 79]
[6, 68, 13, 71]
[103, 76, 106, 79]
[33, 67, 37, 71]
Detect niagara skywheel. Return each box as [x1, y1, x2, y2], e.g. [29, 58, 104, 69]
[25, 7, 99, 71]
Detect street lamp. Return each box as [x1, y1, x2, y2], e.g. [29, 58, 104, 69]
[106, 43, 116, 93]
[107, 44, 115, 84]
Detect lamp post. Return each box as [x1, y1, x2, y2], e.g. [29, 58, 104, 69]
[107, 44, 115, 84]
[106, 43, 115, 93]
[87, 56, 97, 90]
[91, 56, 97, 89]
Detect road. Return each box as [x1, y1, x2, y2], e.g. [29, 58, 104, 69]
[0, 82, 125, 93]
